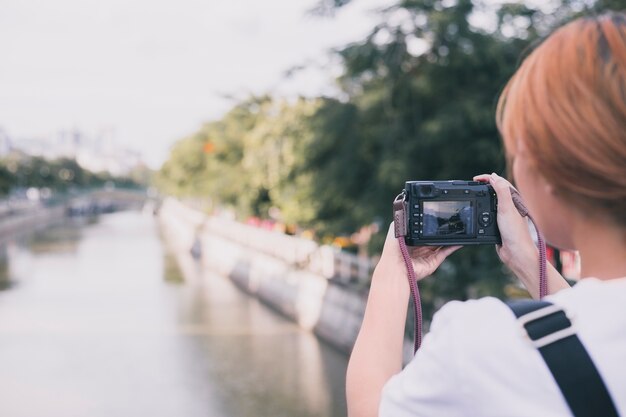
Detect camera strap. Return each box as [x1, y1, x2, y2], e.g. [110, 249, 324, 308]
[507, 300, 620, 417]
[394, 191, 423, 352]
[509, 188, 548, 299]
[393, 187, 548, 354]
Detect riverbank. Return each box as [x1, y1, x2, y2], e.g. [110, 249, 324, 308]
[158, 198, 373, 355]
[0, 189, 147, 245]
[0, 205, 66, 244]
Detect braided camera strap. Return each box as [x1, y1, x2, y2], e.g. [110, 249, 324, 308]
[394, 187, 548, 354]
[509, 188, 547, 298]
[530, 214, 547, 298]
[398, 237, 422, 352]
[393, 192, 422, 353]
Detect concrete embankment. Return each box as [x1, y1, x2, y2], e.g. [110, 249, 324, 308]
[158, 198, 370, 355]
[0, 205, 66, 243]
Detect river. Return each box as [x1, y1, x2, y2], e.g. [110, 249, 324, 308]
[0, 210, 348, 417]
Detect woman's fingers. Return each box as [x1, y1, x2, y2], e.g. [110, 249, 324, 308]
[429, 245, 462, 268]
[473, 174, 491, 182]
[490, 173, 518, 216]
[475, 173, 518, 217]
[408, 245, 461, 276]
[438, 245, 462, 260]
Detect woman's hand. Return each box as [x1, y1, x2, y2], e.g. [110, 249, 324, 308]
[374, 222, 461, 285]
[347, 223, 459, 417]
[474, 173, 537, 268]
[474, 173, 571, 298]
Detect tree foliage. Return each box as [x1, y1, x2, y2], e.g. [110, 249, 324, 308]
[158, 0, 626, 309]
[0, 154, 148, 196]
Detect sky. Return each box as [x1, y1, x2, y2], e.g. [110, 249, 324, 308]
[0, 0, 395, 168]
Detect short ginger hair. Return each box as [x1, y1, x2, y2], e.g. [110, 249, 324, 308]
[497, 12, 626, 226]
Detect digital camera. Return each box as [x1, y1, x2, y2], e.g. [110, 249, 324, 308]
[402, 180, 501, 246]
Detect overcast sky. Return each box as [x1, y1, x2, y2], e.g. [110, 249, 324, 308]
[0, 0, 395, 167]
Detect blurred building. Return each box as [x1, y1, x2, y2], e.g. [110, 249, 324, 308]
[5, 127, 142, 176]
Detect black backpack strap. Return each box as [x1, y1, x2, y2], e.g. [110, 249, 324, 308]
[507, 300, 620, 417]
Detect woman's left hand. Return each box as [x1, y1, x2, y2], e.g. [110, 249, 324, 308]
[375, 223, 461, 283]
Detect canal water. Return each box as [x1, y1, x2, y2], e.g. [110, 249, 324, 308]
[0, 210, 348, 417]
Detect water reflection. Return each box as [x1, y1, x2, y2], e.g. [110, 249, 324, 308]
[23, 219, 83, 255]
[163, 227, 348, 417]
[0, 245, 10, 290]
[0, 211, 348, 417]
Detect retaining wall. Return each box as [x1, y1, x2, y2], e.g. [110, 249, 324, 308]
[158, 198, 369, 354]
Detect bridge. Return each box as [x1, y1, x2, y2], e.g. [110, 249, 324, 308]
[0, 188, 149, 241]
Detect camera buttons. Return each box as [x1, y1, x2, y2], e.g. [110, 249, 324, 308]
[479, 212, 492, 227]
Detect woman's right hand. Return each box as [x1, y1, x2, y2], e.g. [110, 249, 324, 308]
[474, 173, 540, 287]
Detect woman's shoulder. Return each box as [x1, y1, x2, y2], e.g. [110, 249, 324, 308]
[434, 296, 507, 317]
[386, 297, 566, 416]
[429, 278, 626, 358]
[432, 277, 626, 335]
[426, 296, 540, 361]
[430, 296, 515, 335]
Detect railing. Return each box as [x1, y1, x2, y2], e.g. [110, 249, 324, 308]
[331, 251, 375, 285]
[162, 198, 377, 285]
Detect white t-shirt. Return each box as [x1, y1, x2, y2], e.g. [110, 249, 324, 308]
[380, 277, 626, 417]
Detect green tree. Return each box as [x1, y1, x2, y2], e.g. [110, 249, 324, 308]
[158, 0, 626, 319]
[0, 164, 14, 195]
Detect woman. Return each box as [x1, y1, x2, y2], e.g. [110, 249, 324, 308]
[346, 12, 626, 417]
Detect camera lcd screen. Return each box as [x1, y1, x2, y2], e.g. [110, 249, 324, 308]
[422, 201, 474, 237]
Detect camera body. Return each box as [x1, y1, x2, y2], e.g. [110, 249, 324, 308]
[403, 180, 501, 246]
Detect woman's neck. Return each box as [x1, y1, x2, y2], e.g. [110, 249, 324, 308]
[574, 218, 626, 280]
